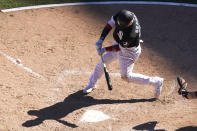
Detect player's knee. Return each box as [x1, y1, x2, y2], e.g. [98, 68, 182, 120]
[121, 75, 129, 82]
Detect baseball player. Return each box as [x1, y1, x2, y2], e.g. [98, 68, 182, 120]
[83, 9, 164, 99]
[177, 77, 197, 99]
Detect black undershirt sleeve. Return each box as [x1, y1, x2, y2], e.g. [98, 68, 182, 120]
[100, 24, 112, 40]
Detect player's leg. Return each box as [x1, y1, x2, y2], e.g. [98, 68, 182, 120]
[118, 44, 163, 98]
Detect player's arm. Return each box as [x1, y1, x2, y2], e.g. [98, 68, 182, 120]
[96, 16, 115, 55]
[100, 16, 115, 40]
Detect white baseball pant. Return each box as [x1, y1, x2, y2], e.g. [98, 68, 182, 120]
[87, 42, 161, 87]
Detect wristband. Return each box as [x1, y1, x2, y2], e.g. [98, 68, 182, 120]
[105, 45, 120, 52]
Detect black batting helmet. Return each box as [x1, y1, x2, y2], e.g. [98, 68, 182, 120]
[117, 10, 134, 28]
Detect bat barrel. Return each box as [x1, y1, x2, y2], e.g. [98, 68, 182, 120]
[101, 55, 113, 91]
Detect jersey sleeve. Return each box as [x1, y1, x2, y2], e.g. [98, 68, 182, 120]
[107, 16, 115, 27]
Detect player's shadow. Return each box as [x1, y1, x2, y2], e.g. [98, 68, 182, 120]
[22, 90, 156, 128]
[133, 121, 166, 131]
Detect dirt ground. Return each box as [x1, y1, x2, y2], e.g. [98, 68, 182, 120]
[0, 4, 197, 131]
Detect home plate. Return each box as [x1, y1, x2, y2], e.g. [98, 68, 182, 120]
[80, 110, 110, 123]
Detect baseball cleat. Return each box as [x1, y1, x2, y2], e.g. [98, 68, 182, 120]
[155, 77, 164, 98]
[83, 85, 97, 94]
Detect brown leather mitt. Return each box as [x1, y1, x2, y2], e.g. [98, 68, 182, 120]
[177, 76, 188, 98]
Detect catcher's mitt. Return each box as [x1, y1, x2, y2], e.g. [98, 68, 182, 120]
[177, 77, 188, 98]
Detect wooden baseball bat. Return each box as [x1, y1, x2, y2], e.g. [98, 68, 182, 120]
[101, 55, 112, 90]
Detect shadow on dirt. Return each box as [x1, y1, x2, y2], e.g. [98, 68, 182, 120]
[133, 121, 197, 131]
[133, 121, 165, 131]
[22, 90, 156, 128]
[176, 126, 197, 131]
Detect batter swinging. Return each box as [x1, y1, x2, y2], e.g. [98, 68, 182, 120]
[83, 9, 164, 99]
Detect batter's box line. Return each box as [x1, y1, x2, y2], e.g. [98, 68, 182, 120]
[0, 50, 47, 81]
[57, 69, 121, 83]
[0, 49, 120, 87]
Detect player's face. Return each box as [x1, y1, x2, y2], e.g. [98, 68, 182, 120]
[117, 19, 133, 28]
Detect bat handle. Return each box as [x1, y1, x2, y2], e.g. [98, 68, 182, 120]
[101, 55, 104, 63]
[101, 55, 106, 67]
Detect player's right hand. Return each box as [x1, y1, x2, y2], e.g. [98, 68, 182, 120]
[97, 48, 106, 56]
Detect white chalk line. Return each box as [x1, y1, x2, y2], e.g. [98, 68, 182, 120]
[62, 70, 120, 77]
[168, 79, 177, 96]
[0, 49, 120, 84]
[57, 69, 120, 84]
[1, 1, 197, 12]
[0, 50, 47, 81]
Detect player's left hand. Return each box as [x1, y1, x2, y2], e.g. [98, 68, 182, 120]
[96, 39, 104, 55]
[96, 39, 103, 49]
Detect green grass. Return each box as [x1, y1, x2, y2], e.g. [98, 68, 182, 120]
[0, 0, 197, 10]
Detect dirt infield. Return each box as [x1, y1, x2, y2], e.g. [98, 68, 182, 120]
[0, 3, 197, 131]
